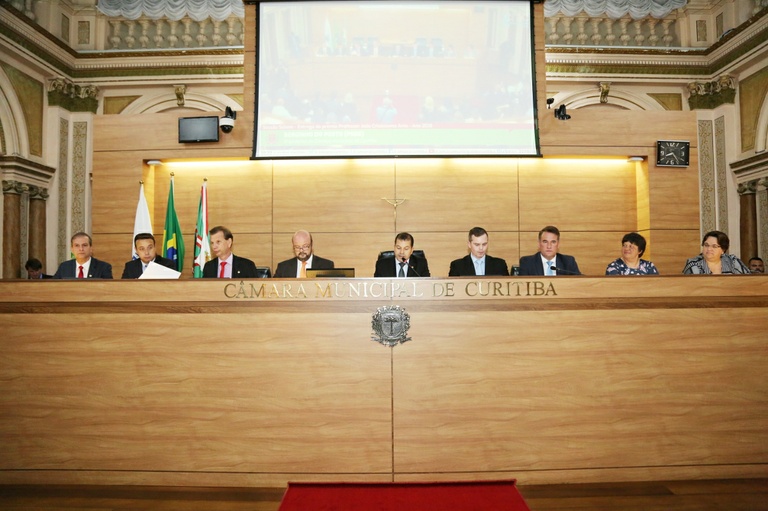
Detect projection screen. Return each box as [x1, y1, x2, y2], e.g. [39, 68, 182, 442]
[253, 0, 539, 158]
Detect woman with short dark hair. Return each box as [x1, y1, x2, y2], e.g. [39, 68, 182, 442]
[606, 232, 659, 275]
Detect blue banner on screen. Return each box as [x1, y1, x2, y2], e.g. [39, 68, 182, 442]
[253, 1, 540, 159]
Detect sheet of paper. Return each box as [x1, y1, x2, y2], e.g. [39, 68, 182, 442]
[139, 260, 182, 279]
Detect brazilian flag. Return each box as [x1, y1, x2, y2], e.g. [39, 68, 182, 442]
[162, 177, 185, 272]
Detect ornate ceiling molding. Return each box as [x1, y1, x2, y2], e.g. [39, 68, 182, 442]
[546, 10, 767, 78]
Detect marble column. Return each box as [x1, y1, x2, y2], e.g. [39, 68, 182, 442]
[28, 185, 48, 266]
[738, 180, 758, 260]
[2, 180, 27, 279]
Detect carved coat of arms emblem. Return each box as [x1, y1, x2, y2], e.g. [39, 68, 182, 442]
[371, 305, 411, 347]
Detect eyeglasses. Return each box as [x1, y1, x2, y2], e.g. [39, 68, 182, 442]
[293, 244, 311, 251]
[702, 243, 721, 249]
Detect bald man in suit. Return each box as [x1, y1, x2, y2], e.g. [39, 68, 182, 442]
[274, 230, 334, 278]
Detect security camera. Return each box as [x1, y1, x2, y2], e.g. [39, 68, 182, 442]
[219, 106, 236, 133]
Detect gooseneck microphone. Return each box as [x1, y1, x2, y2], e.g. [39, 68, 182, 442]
[551, 266, 581, 275]
[403, 257, 422, 277]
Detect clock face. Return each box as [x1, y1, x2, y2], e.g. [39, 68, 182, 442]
[656, 140, 690, 167]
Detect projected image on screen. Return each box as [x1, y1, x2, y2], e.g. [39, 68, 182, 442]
[254, 1, 539, 159]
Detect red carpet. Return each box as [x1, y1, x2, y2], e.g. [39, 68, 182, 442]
[278, 479, 531, 511]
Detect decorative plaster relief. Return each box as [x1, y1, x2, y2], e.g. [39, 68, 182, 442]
[698, 120, 715, 235]
[715, 116, 728, 232]
[57, 118, 69, 263]
[71, 121, 87, 236]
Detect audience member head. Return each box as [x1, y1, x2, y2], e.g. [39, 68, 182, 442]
[748, 257, 764, 273]
[701, 230, 729, 263]
[25, 258, 44, 279]
[70, 232, 93, 264]
[394, 232, 415, 262]
[467, 227, 489, 259]
[538, 225, 560, 261]
[209, 226, 234, 261]
[292, 230, 313, 262]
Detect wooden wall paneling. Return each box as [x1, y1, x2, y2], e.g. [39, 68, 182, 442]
[539, 110, 698, 151]
[153, 160, 273, 236]
[646, 229, 703, 274]
[647, 163, 701, 231]
[636, 160, 651, 233]
[395, 158, 520, 233]
[91, 152, 145, 235]
[272, 159, 394, 234]
[517, 158, 638, 232]
[92, 113, 251, 155]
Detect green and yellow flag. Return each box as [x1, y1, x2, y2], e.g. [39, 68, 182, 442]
[162, 177, 185, 271]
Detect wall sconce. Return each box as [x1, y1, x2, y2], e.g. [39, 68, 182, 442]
[628, 156, 644, 162]
[554, 104, 570, 120]
[147, 160, 162, 166]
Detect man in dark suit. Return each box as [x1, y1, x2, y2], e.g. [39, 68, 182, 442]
[53, 232, 113, 279]
[121, 233, 177, 279]
[274, 230, 334, 278]
[375, 232, 430, 277]
[518, 225, 581, 276]
[449, 227, 508, 277]
[202, 225, 258, 278]
[25, 258, 52, 279]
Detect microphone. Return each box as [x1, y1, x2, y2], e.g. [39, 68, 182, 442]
[403, 257, 422, 277]
[551, 266, 581, 275]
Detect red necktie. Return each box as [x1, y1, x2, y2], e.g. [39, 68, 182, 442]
[78, 265, 84, 279]
[219, 261, 227, 278]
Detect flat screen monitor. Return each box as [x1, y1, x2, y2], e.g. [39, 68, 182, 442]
[179, 116, 220, 143]
[306, 268, 356, 278]
[253, 0, 539, 159]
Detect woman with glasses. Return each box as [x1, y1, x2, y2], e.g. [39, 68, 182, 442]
[682, 230, 750, 274]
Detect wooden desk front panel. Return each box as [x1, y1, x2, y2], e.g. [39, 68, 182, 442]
[1, 303, 393, 485]
[1, 278, 766, 486]
[393, 306, 768, 483]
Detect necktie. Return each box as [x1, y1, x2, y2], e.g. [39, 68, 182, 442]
[546, 260, 554, 276]
[219, 261, 227, 278]
[78, 265, 84, 279]
[398, 262, 406, 277]
[300, 260, 307, 278]
[474, 259, 483, 276]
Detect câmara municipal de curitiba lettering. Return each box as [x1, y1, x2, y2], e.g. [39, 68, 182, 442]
[223, 280, 557, 300]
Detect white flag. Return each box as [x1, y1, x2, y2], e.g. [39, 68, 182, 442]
[132, 183, 153, 259]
